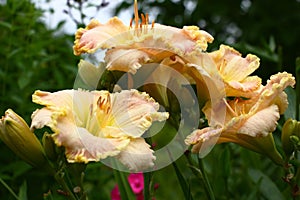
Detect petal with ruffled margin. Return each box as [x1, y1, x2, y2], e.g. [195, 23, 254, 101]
[116, 138, 155, 172]
[106, 90, 169, 138]
[32, 89, 95, 128]
[55, 117, 130, 163]
[74, 17, 131, 55]
[236, 105, 280, 137]
[31, 89, 168, 169]
[31, 98, 130, 163]
[253, 72, 296, 114]
[226, 76, 262, 97]
[185, 127, 222, 153]
[209, 45, 260, 82]
[73, 18, 214, 57]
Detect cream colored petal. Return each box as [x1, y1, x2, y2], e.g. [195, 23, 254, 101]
[237, 105, 280, 137]
[210, 45, 260, 82]
[106, 90, 169, 138]
[32, 89, 96, 128]
[105, 49, 151, 74]
[76, 60, 105, 89]
[151, 24, 213, 53]
[32, 106, 130, 163]
[250, 72, 295, 114]
[32, 90, 73, 108]
[31, 108, 56, 131]
[185, 127, 222, 154]
[54, 117, 130, 163]
[74, 17, 131, 55]
[227, 76, 261, 92]
[116, 138, 155, 172]
[182, 26, 214, 51]
[74, 15, 213, 59]
[225, 76, 262, 97]
[274, 91, 288, 114]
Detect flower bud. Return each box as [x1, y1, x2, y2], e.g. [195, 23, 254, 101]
[0, 109, 48, 168]
[281, 118, 300, 157]
[42, 133, 58, 162]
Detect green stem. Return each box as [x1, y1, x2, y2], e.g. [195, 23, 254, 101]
[197, 157, 215, 200]
[0, 177, 19, 200]
[172, 161, 193, 200]
[113, 169, 136, 200]
[54, 172, 78, 200]
[143, 172, 152, 200]
[295, 57, 300, 121]
[166, 148, 193, 200]
[185, 152, 215, 200]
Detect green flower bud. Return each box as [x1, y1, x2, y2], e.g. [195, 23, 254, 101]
[0, 109, 48, 168]
[281, 118, 300, 157]
[42, 133, 58, 162]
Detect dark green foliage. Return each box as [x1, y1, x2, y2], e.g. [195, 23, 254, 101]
[0, 0, 79, 123]
[0, 0, 79, 199]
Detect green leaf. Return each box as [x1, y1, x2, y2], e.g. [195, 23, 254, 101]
[113, 166, 135, 200]
[143, 172, 152, 200]
[219, 146, 231, 178]
[0, 177, 19, 200]
[269, 36, 276, 53]
[248, 168, 284, 200]
[18, 181, 28, 200]
[172, 161, 193, 200]
[0, 21, 13, 30]
[284, 87, 296, 120]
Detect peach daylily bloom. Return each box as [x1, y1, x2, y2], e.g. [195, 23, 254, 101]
[73, 1, 213, 74]
[30, 89, 168, 171]
[208, 45, 262, 98]
[185, 72, 295, 163]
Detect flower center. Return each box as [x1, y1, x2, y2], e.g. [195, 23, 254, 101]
[223, 97, 247, 117]
[85, 92, 113, 137]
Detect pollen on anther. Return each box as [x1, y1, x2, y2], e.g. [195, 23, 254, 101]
[141, 13, 146, 25]
[129, 18, 133, 29]
[146, 13, 149, 25]
[151, 20, 155, 29]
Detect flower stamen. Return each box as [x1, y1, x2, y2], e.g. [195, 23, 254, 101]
[223, 97, 238, 117]
[131, 0, 153, 36]
[97, 93, 111, 114]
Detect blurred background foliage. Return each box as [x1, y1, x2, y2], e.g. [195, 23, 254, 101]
[0, 0, 299, 199]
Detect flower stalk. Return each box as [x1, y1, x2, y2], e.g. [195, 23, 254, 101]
[295, 57, 300, 121]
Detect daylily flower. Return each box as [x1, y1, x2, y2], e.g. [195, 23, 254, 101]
[185, 72, 295, 164]
[30, 89, 169, 171]
[73, 0, 213, 74]
[73, 0, 227, 115]
[208, 44, 262, 98]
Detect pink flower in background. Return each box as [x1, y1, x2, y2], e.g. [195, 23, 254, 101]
[128, 173, 144, 194]
[111, 173, 144, 200]
[111, 185, 121, 200]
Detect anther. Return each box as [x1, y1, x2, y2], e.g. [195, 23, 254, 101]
[129, 18, 133, 29]
[134, 0, 139, 30]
